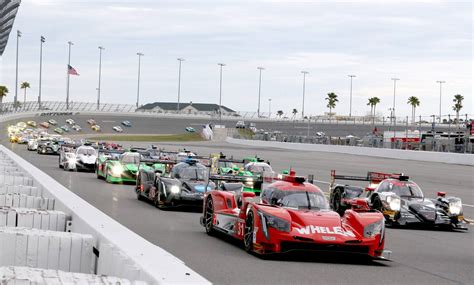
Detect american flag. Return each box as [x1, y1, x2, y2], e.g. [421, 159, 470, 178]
[68, 64, 79, 76]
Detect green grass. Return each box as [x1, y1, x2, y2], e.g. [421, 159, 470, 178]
[87, 133, 204, 142]
[237, 129, 254, 139]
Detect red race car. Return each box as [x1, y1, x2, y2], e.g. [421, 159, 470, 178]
[201, 170, 389, 258]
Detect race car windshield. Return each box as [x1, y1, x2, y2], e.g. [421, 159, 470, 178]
[384, 182, 424, 198]
[273, 191, 328, 210]
[121, 155, 140, 164]
[219, 161, 233, 168]
[248, 165, 272, 173]
[178, 168, 208, 181]
[77, 149, 96, 156]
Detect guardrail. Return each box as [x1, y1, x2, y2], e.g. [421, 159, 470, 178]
[0, 145, 211, 284]
[226, 137, 474, 166]
[1, 101, 469, 126]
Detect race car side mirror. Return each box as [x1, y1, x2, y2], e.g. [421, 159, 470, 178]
[437, 191, 446, 197]
[365, 186, 376, 192]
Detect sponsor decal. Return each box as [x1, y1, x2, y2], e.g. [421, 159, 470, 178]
[253, 227, 258, 243]
[295, 226, 355, 237]
[322, 236, 336, 241]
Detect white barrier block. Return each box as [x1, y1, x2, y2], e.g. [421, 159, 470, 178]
[40, 212, 49, 230]
[12, 195, 20, 207]
[5, 195, 13, 208]
[6, 210, 16, 227]
[32, 212, 41, 229]
[0, 185, 4, 195]
[14, 233, 27, 266]
[1, 231, 15, 266]
[48, 211, 58, 231]
[0, 195, 5, 207]
[0, 209, 7, 227]
[46, 234, 60, 269]
[69, 235, 83, 273]
[58, 235, 71, 272]
[81, 236, 94, 274]
[56, 212, 66, 232]
[26, 196, 34, 209]
[26, 234, 38, 268]
[37, 234, 49, 269]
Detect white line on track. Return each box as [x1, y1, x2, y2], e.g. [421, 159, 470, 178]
[102, 120, 116, 123]
[462, 204, 474, 208]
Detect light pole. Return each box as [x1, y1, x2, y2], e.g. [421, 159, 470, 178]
[177, 58, 184, 112]
[136, 52, 144, 108]
[257, 66, 264, 117]
[391, 78, 399, 125]
[97, 46, 104, 111]
[218, 63, 225, 125]
[436, 80, 445, 123]
[268, 98, 272, 117]
[348, 75, 356, 117]
[66, 41, 73, 110]
[14, 30, 21, 110]
[38, 36, 45, 109]
[301, 71, 309, 119]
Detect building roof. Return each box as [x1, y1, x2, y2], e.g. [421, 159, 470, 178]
[138, 102, 235, 113]
[0, 0, 21, 56]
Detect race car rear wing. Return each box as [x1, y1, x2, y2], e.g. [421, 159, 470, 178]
[209, 174, 261, 183]
[329, 170, 408, 189]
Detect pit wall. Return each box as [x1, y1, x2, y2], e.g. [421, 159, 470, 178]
[226, 138, 474, 166]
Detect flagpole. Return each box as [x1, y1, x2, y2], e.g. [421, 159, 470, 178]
[66, 41, 73, 110]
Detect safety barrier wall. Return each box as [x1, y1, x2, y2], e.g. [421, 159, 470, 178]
[226, 138, 474, 166]
[0, 145, 211, 284]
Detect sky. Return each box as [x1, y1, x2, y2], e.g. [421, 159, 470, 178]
[0, 0, 472, 119]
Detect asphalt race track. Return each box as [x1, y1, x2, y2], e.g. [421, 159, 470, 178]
[4, 114, 454, 137]
[2, 129, 473, 285]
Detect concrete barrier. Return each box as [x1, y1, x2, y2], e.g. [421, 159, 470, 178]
[0, 145, 211, 284]
[226, 138, 474, 166]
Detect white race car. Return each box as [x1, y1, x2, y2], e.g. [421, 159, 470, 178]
[72, 124, 82, 131]
[27, 139, 39, 151]
[113, 126, 123, 132]
[66, 118, 75, 125]
[60, 145, 98, 172]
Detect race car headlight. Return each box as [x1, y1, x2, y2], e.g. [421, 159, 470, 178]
[170, 185, 180, 194]
[111, 165, 123, 176]
[449, 200, 462, 216]
[386, 195, 401, 212]
[364, 219, 384, 238]
[258, 210, 290, 240]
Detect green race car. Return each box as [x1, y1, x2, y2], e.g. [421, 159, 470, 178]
[96, 151, 166, 183]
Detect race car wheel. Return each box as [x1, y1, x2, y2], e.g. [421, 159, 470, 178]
[204, 198, 215, 235]
[332, 188, 344, 216]
[59, 158, 63, 168]
[372, 196, 382, 212]
[244, 211, 254, 252]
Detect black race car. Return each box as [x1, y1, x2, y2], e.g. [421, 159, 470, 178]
[135, 158, 215, 209]
[329, 170, 467, 230]
[37, 141, 60, 155]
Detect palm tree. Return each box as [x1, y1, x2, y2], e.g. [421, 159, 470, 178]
[0, 85, 8, 112]
[292, 108, 298, 120]
[20, 81, 30, 108]
[277, 110, 284, 119]
[367, 97, 381, 125]
[325, 92, 338, 119]
[407, 96, 420, 125]
[452, 94, 464, 128]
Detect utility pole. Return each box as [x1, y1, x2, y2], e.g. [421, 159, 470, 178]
[268, 98, 272, 117]
[436, 80, 445, 124]
[38, 36, 45, 109]
[14, 30, 21, 110]
[66, 41, 73, 110]
[136, 52, 144, 108]
[257, 67, 264, 117]
[301, 71, 309, 119]
[348, 75, 356, 117]
[97, 46, 104, 110]
[177, 58, 184, 112]
[391, 78, 400, 125]
[218, 63, 225, 125]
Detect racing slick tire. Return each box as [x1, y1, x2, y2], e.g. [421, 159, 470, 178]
[59, 157, 63, 169]
[96, 167, 101, 179]
[135, 188, 143, 201]
[244, 211, 255, 252]
[331, 188, 345, 216]
[204, 198, 216, 235]
[372, 195, 382, 212]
